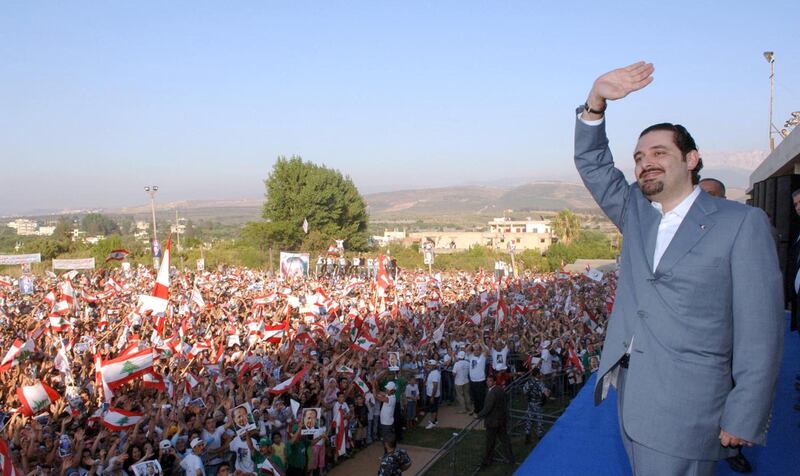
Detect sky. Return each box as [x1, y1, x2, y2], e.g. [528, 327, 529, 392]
[2, 1, 800, 215]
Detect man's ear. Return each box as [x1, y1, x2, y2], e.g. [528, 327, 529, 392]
[686, 150, 700, 172]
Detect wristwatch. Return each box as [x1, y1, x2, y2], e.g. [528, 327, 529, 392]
[577, 101, 606, 116]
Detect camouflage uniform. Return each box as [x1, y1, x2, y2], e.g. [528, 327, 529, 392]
[522, 377, 547, 437]
[378, 448, 412, 476]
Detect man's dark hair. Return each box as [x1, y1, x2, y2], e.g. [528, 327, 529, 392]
[385, 436, 397, 449]
[639, 123, 703, 184]
[792, 189, 800, 200]
[699, 178, 726, 198]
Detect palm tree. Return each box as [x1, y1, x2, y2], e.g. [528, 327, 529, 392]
[550, 209, 581, 245]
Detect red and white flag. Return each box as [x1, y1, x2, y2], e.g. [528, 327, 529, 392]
[0, 338, 35, 372]
[376, 256, 392, 294]
[495, 297, 508, 330]
[0, 438, 18, 476]
[143, 372, 167, 392]
[350, 333, 378, 352]
[0, 278, 12, 288]
[353, 373, 371, 396]
[17, 381, 60, 417]
[269, 365, 311, 395]
[102, 407, 144, 431]
[138, 238, 171, 314]
[99, 347, 155, 389]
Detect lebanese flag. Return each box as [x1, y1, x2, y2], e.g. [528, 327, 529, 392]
[495, 298, 508, 330]
[102, 407, 144, 431]
[59, 280, 76, 305]
[431, 319, 446, 344]
[44, 291, 56, 306]
[100, 348, 155, 389]
[52, 299, 72, 316]
[350, 333, 378, 352]
[0, 438, 18, 476]
[334, 405, 347, 456]
[263, 322, 288, 344]
[568, 348, 585, 373]
[252, 294, 278, 307]
[376, 256, 392, 292]
[0, 338, 35, 372]
[269, 365, 311, 395]
[468, 312, 482, 326]
[17, 381, 60, 417]
[105, 249, 130, 262]
[48, 314, 71, 332]
[95, 353, 114, 403]
[138, 238, 171, 314]
[0, 278, 12, 288]
[353, 373, 371, 396]
[191, 286, 205, 308]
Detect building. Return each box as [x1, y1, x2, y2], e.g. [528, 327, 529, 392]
[7, 219, 39, 236]
[748, 125, 800, 292]
[372, 229, 407, 247]
[488, 217, 551, 235]
[36, 226, 55, 236]
[406, 217, 555, 254]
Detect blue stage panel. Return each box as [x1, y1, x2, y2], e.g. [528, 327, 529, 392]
[517, 316, 800, 476]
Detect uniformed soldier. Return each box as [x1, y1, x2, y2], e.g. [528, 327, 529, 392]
[378, 437, 411, 476]
[522, 368, 550, 444]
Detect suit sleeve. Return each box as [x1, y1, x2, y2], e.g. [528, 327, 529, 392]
[720, 206, 784, 444]
[574, 117, 631, 230]
[477, 388, 495, 420]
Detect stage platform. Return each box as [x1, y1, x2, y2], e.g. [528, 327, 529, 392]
[517, 316, 800, 475]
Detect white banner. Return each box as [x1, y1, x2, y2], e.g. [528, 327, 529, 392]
[52, 258, 96, 270]
[0, 254, 41, 265]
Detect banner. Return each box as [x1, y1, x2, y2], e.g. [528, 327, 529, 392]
[279, 252, 309, 278]
[52, 258, 96, 270]
[0, 254, 41, 265]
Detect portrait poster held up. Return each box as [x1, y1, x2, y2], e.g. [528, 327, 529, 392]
[387, 351, 401, 372]
[301, 407, 322, 436]
[232, 402, 257, 438]
[279, 252, 310, 278]
[132, 460, 162, 476]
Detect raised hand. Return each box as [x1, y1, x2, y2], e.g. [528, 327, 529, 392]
[586, 61, 655, 111]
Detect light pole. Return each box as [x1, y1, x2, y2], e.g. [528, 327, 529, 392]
[764, 51, 775, 151]
[144, 185, 159, 267]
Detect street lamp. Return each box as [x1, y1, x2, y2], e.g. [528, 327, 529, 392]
[144, 185, 159, 267]
[763, 51, 775, 151]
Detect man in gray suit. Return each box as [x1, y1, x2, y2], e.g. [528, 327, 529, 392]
[575, 62, 784, 475]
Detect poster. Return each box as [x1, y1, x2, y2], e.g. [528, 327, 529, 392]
[301, 407, 322, 436]
[233, 403, 257, 437]
[279, 252, 309, 278]
[0, 254, 41, 265]
[387, 352, 401, 372]
[196, 259, 205, 272]
[52, 258, 96, 270]
[19, 276, 34, 295]
[132, 460, 162, 476]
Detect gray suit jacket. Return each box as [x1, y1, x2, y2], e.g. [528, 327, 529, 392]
[575, 118, 784, 460]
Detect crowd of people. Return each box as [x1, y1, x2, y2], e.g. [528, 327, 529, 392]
[0, 253, 614, 476]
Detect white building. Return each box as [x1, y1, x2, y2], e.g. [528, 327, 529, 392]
[488, 217, 551, 234]
[7, 219, 39, 236]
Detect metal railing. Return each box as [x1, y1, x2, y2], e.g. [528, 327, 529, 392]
[414, 371, 583, 476]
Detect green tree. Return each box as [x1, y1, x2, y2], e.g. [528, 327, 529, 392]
[259, 156, 369, 251]
[81, 213, 120, 236]
[550, 209, 581, 245]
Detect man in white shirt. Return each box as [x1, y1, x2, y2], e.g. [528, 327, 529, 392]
[180, 438, 206, 476]
[468, 342, 488, 415]
[229, 431, 258, 475]
[376, 381, 397, 442]
[575, 62, 783, 475]
[452, 351, 473, 414]
[424, 359, 441, 429]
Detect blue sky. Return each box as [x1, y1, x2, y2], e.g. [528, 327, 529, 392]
[2, 1, 799, 214]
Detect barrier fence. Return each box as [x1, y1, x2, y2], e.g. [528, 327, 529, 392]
[415, 367, 586, 476]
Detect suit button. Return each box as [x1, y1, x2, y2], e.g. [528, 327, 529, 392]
[623, 341, 628, 348]
[637, 310, 647, 318]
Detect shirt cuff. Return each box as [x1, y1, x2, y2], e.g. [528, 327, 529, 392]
[577, 112, 604, 126]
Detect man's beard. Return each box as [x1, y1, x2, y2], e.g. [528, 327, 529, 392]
[639, 179, 664, 197]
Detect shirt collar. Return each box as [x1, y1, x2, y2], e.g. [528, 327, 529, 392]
[651, 186, 700, 217]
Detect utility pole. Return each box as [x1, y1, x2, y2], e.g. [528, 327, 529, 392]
[144, 185, 159, 268]
[764, 51, 775, 151]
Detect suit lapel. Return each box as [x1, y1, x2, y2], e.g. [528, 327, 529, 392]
[654, 192, 717, 276]
[638, 193, 661, 274]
